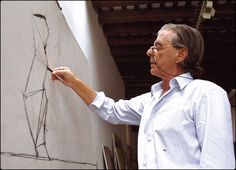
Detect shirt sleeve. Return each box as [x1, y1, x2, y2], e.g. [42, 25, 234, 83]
[195, 88, 235, 168]
[88, 91, 148, 125]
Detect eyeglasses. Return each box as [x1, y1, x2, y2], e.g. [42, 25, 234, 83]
[150, 45, 176, 52]
[147, 45, 176, 57]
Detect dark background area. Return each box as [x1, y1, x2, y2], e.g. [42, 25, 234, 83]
[92, 0, 235, 99]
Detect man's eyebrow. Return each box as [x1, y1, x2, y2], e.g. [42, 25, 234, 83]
[154, 41, 161, 46]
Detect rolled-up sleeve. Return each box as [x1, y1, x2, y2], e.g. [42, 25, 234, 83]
[88, 91, 148, 125]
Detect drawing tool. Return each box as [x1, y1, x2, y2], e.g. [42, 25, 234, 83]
[47, 67, 64, 82]
[33, 52, 63, 82]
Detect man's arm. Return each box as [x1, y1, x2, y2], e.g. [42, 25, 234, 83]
[195, 88, 235, 168]
[51, 67, 142, 126]
[51, 67, 96, 105]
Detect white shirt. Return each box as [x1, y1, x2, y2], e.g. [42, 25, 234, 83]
[89, 73, 235, 169]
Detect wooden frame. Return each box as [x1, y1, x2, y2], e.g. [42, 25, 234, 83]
[112, 133, 126, 169]
[102, 145, 114, 169]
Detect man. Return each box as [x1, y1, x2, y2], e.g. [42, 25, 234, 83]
[52, 23, 235, 168]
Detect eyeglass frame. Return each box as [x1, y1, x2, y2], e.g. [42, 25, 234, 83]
[150, 44, 178, 52]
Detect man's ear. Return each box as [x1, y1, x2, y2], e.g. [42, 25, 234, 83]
[176, 48, 188, 63]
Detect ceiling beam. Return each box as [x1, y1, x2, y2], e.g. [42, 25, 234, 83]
[98, 8, 195, 24]
[92, 1, 159, 8]
[108, 32, 235, 46]
[108, 35, 155, 46]
[103, 19, 235, 36]
[103, 23, 163, 36]
[96, 3, 235, 25]
[111, 44, 235, 56]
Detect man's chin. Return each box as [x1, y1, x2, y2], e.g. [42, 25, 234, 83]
[150, 69, 161, 78]
[150, 69, 156, 76]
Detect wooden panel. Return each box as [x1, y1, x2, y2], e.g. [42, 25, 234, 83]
[111, 43, 235, 56]
[213, 3, 236, 17]
[104, 21, 235, 37]
[103, 23, 164, 36]
[111, 47, 148, 56]
[92, 1, 159, 8]
[108, 34, 156, 45]
[98, 8, 195, 24]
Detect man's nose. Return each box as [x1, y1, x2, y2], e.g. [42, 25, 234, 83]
[146, 46, 155, 57]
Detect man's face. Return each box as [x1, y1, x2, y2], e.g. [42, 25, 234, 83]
[147, 30, 179, 79]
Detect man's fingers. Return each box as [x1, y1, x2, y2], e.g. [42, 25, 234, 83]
[51, 67, 72, 82]
[52, 69, 67, 76]
[52, 67, 69, 71]
[51, 74, 58, 80]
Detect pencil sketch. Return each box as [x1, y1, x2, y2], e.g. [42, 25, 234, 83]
[1, 13, 97, 168]
[22, 13, 50, 160]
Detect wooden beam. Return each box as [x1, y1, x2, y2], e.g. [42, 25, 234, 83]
[103, 23, 163, 36]
[202, 32, 235, 43]
[92, 1, 159, 8]
[110, 44, 235, 56]
[108, 32, 235, 46]
[213, 3, 235, 17]
[111, 46, 148, 56]
[108, 35, 156, 46]
[98, 7, 195, 24]
[103, 19, 234, 36]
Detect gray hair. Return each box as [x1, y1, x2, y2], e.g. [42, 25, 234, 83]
[159, 23, 205, 78]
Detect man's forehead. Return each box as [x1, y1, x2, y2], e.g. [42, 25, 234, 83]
[156, 30, 175, 43]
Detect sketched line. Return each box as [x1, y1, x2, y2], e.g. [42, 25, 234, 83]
[35, 91, 48, 147]
[22, 13, 50, 158]
[4, 13, 97, 168]
[32, 13, 49, 51]
[1, 152, 97, 167]
[22, 91, 37, 153]
[31, 14, 49, 70]
[24, 52, 37, 93]
[24, 88, 45, 98]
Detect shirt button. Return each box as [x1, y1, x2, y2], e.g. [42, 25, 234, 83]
[143, 162, 147, 167]
[146, 134, 152, 141]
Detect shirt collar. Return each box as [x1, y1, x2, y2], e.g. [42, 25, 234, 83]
[173, 72, 193, 90]
[151, 72, 193, 96]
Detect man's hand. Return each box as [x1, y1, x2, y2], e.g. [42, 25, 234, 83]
[51, 67, 76, 88]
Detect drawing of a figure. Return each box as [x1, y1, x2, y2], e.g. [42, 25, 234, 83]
[22, 14, 50, 159]
[1, 7, 97, 167]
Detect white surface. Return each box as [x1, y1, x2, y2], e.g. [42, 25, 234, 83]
[1, 1, 96, 169]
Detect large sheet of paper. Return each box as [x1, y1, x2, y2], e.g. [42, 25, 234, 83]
[1, 1, 96, 169]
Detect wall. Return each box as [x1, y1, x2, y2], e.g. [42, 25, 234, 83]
[57, 1, 128, 168]
[1, 1, 127, 169]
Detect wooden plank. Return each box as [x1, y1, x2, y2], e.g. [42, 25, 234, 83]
[108, 35, 156, 46]
[111, 46, 149, 56]
[110, 43, 235, 56]
[108, 33, 235, 46]
[103, 23, 164, 36]
[92, 1, 163, 8]
[102, 146, 114, 170]
[98, 7, 195, 24]
[103, 20, 235, 36]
